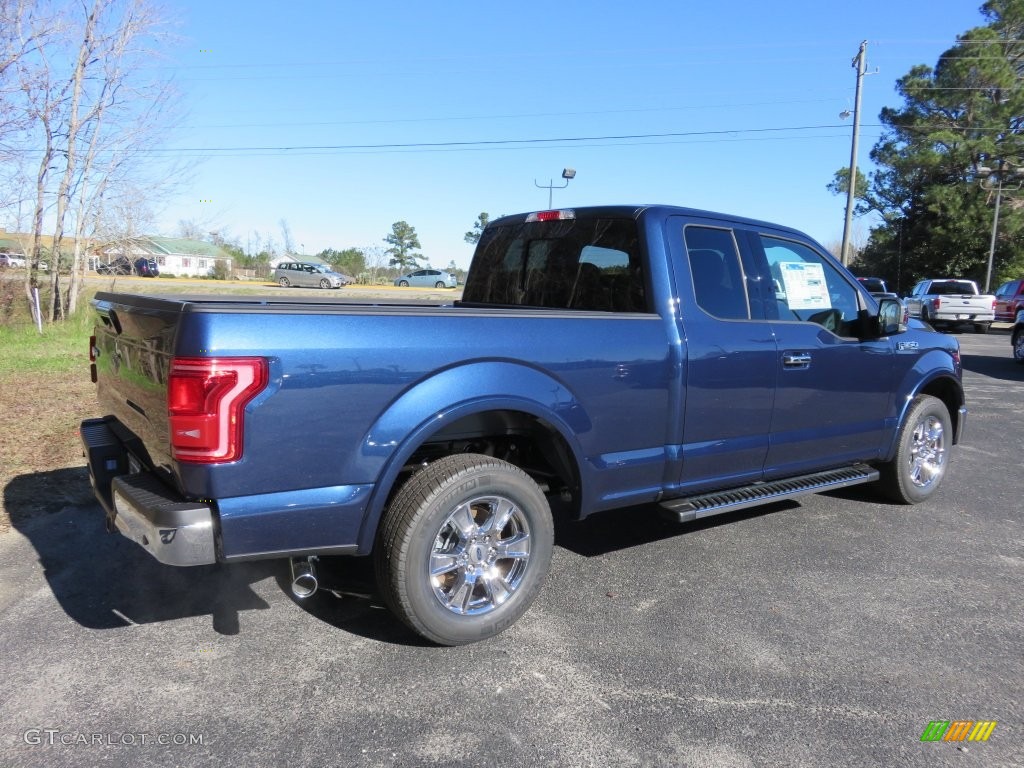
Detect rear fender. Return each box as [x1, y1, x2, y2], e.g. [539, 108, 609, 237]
[355, 361, 590, 553]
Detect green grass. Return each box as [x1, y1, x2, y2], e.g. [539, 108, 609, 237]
[0, 308, 94, 376]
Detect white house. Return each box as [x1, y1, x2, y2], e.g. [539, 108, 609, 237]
[96, 236, 233, 277]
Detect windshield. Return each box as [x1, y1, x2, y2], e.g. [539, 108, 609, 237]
[314, 265, 332, 273]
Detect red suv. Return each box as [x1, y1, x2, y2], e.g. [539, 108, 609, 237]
[994, 279, 1024, 322]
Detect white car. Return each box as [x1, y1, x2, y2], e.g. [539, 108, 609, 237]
[0, 254, 27, 267]
[394, 269, 458, 288]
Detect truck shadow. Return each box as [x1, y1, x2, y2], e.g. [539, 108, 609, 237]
[959, 352, 1024, 382]
[4, 467, 428, 645]
[271, 560, 431, 647]
[2, 468, 842, 646]
[5, 467, 275, 636]
[551, 499, 796, 557]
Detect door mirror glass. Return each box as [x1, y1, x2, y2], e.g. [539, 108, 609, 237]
[877, 297, 907, 336]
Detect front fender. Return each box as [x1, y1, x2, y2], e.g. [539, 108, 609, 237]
[884, 346, 964, 460]
[354, 361, 592, 553]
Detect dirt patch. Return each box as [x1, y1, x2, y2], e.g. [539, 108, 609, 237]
[0, 368, 96, 532]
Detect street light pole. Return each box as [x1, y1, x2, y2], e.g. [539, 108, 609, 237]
[840, 40, 868, 268]
[534, 168, 576, 208]
[984, 172, 1003, 295]
[978, 160, 1022, 293]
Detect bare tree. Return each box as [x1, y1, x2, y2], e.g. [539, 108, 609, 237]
[362, 245, 390, 284]
[91, 181, 154, 266]
[6, 0, 181, 320]
[279, 218, 294, 256]
[177, 218, 206, 241]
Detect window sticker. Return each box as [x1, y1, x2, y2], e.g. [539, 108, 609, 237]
[778, 262, 831, 310]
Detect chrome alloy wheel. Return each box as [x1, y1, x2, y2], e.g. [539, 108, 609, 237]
[908, 414, 946, 488]
[428, 496, 531, 616]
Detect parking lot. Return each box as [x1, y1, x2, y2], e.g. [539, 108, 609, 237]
[0, 329, 1021, 768]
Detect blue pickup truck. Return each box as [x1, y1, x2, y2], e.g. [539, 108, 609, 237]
[81, 205, 966, 645]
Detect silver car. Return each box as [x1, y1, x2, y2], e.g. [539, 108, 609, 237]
[275, 262, 346, 289]
[394, 268, 458, 288]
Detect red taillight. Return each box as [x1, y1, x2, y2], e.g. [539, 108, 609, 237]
[525, 209, 576, 223]
[931, 297, 941, 310]
[168, 357, 268, 464]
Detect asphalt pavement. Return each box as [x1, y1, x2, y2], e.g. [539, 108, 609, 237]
[0, 329, 1021, 768]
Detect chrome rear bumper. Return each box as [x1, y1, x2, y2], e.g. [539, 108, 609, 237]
[81, 417, 217, 566]
[111, 473, 217, 566]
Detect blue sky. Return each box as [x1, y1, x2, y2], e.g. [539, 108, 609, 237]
[159, 0, 986, 268]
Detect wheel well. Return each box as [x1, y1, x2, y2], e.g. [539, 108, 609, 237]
[918, 376, 964, 443]
[403, 409, 581, 516]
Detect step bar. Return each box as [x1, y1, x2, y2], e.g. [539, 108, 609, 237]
[659, 464, 880, 523]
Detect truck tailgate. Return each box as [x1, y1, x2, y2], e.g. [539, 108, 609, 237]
[92, 293, 182, 475]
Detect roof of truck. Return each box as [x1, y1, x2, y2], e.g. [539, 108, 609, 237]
[490, 204, 810, 239]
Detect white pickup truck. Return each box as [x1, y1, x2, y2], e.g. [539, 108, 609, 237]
[905, 279, 996, 334]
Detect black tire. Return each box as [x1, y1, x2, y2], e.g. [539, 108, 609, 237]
[278, 276, 290, 287]
[435, 281, 445, 289]
[319, 278, 330, 289]
[399, 280, 409, 287]
[1013, 329, 1024, 364]
[973, 322, 990, 334]
[877, 394, 952, 504]
[375, 454, 554, 645]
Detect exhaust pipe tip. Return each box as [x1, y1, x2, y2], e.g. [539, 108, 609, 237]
[289, 557, 318, 599]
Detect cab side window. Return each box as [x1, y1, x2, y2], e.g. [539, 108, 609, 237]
[683, 226, 750, 320]
[761, 236, 859, 336]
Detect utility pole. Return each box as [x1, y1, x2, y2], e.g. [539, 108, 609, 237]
[840, 40, 868, 268]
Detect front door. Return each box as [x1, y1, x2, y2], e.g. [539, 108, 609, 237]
[751, 232, 894, 477]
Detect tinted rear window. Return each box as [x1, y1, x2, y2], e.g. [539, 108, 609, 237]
[930, 281, 977, 295]
[858, 278, 886, 292]
[461, 217, 648, 312]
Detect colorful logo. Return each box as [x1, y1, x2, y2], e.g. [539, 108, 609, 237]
[921, 721, 997, 742]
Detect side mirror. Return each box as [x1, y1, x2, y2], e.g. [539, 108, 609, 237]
[877, 297, 908, 336]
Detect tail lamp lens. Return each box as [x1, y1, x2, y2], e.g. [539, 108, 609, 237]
[168, 357, 268, 463]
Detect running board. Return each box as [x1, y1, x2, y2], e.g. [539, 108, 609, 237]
[660, 464, 880, 523]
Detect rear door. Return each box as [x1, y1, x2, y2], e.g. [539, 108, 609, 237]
[745, 231, 894, 477]
[669, 217, 777, 493]
[994, 280, 1021, 321]
[296, 263, 317, 287]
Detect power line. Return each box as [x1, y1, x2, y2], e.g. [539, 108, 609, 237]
[184, 97, 845, 130]
[66, 123, 888, 154]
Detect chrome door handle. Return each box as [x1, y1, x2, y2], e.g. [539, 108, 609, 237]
[782, 353, 812, 367]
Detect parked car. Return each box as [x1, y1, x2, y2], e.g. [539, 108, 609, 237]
[857, 277, 888, 293]
[134, 257, 159, 277]
[394, 269, 458, 288]
[1012, 310, 1024, 364]
[856, 276, 908, 319]
[274, 262, 347, 289]
[0, 254, 27, 268]
[994, 278, 1024, 323]
[904, 279, 995, 334]
[95, 256, 159, 277]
